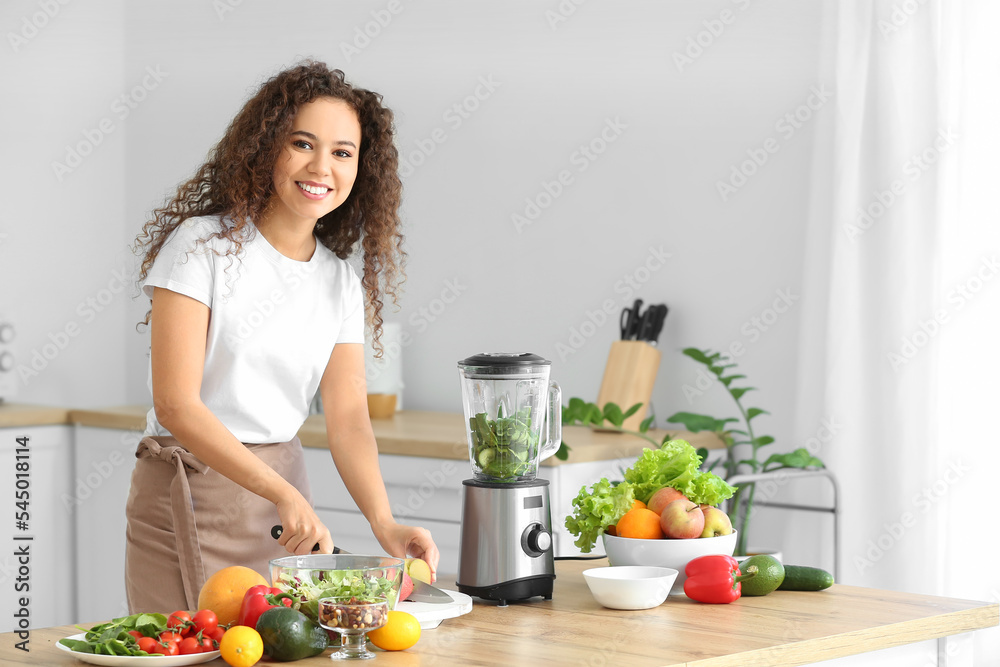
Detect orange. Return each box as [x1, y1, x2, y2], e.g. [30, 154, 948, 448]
[367, 610, 421, 651]
[631, 499, 647, 510]
[616, 507, 664, 539]
[220, 626, 263, 667]
[197, 565, 268, 626]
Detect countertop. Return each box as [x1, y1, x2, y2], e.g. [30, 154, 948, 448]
[0, 403, 725, 464]
[4, 559, 997, 666]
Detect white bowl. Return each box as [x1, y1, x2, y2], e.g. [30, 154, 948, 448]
[602, 531, 738, 595]
[582, 566, 678, 610]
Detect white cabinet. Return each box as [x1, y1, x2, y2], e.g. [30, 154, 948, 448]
[71, 426, 143, 623]
[303, 450, 462, 574]
[0, 425, 74, 631]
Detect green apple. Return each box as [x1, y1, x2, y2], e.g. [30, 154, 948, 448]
[700, 505, 733, 537]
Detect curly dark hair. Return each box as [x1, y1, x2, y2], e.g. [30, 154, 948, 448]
[132, 59, 404, 355]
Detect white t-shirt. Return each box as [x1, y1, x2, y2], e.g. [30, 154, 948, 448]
[141, 215, 365, 443]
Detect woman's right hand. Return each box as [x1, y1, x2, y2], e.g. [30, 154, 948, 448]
[275, 490, 334, 555]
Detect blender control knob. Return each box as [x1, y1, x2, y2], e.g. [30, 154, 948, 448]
[521, 523, 551, 557]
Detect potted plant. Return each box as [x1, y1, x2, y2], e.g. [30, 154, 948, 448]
[559, 347, 824, 556]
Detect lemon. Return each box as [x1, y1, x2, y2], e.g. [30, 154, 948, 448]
[367, 610, 421, 651]
[739, 554, 785, 596]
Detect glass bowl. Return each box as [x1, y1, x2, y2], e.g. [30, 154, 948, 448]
[318, 595, 389, 660]
[269, 554, 404, 625]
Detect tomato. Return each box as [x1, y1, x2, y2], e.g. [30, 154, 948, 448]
[137, 636, 158, 653]
[178, 636, 202, 655]
[197, 635, 216, 653]
[150, 639, 180, 656]
[159, 630, 184, 643]
[127, 630, 142, 640]
[207, 626, 226, 642]
[168, 610, 193, 633]
[192, 608, 219, 635]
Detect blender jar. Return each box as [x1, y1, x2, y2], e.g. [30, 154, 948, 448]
[457, 353, 562, 482]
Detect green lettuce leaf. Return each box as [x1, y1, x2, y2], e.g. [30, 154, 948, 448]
[623, 439, 736, 506]
[564, 479, 636, 552]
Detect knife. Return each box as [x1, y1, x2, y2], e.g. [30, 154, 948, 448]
[270, 524, 452, 604]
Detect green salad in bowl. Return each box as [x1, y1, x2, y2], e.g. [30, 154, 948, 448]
[270, 554, 404, 623]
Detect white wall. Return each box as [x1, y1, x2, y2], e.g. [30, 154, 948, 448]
[2, 0, 824, 547]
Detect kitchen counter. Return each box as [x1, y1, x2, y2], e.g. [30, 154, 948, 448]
[3, 559, 996, 666]
[0, 403, 725, 463]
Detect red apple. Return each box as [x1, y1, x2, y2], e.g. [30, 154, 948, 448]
[399, 572, 414, 602]
[659, 499, 705, 539]
[700, 505, 734, 537]
[647, 487, 688, 515]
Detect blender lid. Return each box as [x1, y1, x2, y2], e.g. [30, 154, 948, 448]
[458, 352, 551, 374]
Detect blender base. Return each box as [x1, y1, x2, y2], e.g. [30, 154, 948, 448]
[457, 574, 554, 607]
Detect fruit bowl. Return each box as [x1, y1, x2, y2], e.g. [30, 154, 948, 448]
[582, 566, 678, 610]
[602, 531, 738, 595]
[269, 554, 405, 623]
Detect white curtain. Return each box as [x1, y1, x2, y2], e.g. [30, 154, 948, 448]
[796, 0, 1000, 659]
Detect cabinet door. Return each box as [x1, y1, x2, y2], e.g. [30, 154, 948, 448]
[71, 426, 143, 623]
[303, 449, 463, 574]
[0, 425, 74, 630]
[540, 457, 635, 558]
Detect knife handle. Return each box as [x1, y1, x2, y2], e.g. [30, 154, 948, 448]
[270, 524, 343, 554]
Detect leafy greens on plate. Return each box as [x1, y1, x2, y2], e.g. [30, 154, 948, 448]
[565, 439, 737, 552]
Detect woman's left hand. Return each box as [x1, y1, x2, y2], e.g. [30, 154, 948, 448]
[374, 521, 441, 583]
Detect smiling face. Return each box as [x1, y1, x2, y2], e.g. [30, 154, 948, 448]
[269, 96, 362, 227]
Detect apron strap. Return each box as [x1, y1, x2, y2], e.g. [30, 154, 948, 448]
[136, 436, 210, 610]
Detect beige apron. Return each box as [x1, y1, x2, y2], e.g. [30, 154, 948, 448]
[124, 434, 313, 613]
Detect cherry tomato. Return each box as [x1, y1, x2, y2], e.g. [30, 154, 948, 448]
[197, 635, 216, 653]
[168, 610, 193, 633]
[137, 636, 158, 653]
[178, 636, 202, 655]
[150, 639, 179, 656]
[159, 630, 184, 643]
[192, 609, 218, 635]
[127, 630, 142, 640]
[207, 626, 225, 643]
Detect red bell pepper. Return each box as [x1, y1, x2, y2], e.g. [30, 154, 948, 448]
[683, 554, 752, 604]
[237, 584, 294, 628]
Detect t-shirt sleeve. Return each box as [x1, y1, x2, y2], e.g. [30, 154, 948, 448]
[337, 266, 365, 344]
[140, 220, 216, 308]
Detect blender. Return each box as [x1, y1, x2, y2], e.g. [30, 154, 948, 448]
[455, 353, 561, 605]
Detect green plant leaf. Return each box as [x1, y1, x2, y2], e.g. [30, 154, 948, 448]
[751, 435, 775, 447]
[729, 429, 749, 436]
[719, 374, 747, 387]
[695, 446, 709, 462]
[602, 402, 625, 427]
[682, 348, 713, 364]
[666, 411, 738, 433]
[746, 408, 769, 421]
[639, 415, 655, 433]
[554, 442, 571, 461]
[622, 402, 643, 419]
[762, 448, 824, 471]
[730, 387, 757, 400]
[710, 363, 737, 376]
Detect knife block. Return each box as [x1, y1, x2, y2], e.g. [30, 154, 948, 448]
[595, 340, 661, 431]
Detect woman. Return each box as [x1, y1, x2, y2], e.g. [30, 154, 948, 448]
[127, 60, 438, 613]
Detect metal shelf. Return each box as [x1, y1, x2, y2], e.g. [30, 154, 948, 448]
[723, 468, 840, 580]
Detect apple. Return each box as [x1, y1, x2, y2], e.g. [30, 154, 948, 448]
[404, 557, 433, 585]
[399, 571, 414, 602]
[647, 487, 688, 515]
[700, 505, 734, 537]
[659, 498, 705, 539]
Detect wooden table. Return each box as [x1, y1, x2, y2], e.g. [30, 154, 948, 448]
[4, 560, 996, 666]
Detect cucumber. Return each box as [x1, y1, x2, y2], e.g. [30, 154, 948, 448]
[777, 564, 834, 591]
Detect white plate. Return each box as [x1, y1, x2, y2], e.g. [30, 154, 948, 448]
[56, 633, 221, 666]
[396, 589, 473, 629]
